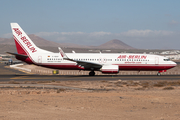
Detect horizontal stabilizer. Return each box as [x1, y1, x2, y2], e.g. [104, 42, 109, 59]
[6, 52, 28, 58]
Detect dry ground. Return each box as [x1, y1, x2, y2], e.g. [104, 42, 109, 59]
[0, 80, 180, 120]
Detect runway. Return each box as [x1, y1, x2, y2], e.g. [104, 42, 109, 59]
[0, 74, 180, 82]
[0, 63, 180, 82]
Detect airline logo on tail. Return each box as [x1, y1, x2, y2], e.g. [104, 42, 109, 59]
[13, 28, 37, 53]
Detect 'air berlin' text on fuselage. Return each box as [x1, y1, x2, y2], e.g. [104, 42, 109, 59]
[13, 28, 37, 53]
[118, 55, 147, 59]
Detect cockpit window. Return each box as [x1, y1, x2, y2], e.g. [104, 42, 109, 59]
[164, 59, 170, 61]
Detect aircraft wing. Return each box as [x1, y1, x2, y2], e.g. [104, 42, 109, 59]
[66, 58, 102, 69]
[58, 47, 102, 69]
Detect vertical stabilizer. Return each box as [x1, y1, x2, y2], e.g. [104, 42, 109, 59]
[10, 23, 52, 56]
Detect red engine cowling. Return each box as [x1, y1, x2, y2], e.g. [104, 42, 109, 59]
[101, 65, 119, 74]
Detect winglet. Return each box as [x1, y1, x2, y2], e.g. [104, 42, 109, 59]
[58, 47, 68, 59]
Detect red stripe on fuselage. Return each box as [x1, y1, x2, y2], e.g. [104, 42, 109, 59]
[40, 64, 78, 70]
[31, 63, 175, 71]
[116, 64, 175, 71]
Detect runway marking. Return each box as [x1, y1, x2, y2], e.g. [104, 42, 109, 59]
[10, 76, 67, 80]
[11, 76, 29, 79]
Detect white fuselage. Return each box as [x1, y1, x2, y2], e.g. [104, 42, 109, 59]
[26, 52, 176, 71]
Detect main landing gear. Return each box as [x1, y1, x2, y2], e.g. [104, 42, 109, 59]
[157, 70, 166, 76]
[157, 72, 161, 76]
[89, 71, 95, 76]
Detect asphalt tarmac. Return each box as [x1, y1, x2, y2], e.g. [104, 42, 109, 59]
[0, 63, 180, 82]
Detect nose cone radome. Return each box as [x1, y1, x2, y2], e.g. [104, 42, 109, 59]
[171, 61, 177, 67]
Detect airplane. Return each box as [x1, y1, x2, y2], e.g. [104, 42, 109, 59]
[7, 23, 177, 76]
[0, 56, 23, 65]
[4, 59, 22, 65]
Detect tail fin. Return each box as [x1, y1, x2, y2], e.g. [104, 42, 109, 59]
[10, 23, 52, 56]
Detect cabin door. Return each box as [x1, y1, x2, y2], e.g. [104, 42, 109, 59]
[38, 56, 42, 63]
[155, 57, 159, 65]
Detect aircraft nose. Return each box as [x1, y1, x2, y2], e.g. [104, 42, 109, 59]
[172, 61, 177, 67]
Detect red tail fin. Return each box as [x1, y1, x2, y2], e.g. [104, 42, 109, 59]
[13, 35, 27, 55]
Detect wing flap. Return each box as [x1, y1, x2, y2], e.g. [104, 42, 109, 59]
[72, 59, 102, 69]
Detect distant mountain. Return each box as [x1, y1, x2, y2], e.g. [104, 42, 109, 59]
[29, 34, 60, 47]
[0, 37, 15, 45]
[0, 35, 135, 53]
[97, 39, 134, 49]
[0, 34, 88, 48]
[0, 35, 56, 46]
[30, 34, 90, 48]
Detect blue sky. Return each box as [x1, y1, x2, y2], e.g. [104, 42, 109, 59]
[0, 0, 180, 49]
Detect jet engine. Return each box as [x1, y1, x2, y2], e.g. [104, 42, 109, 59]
[101, 65, 119, 74]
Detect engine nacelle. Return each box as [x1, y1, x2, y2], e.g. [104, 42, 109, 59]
[101, 65, 119, 74]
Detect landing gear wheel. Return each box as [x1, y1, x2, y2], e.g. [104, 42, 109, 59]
[157, 72, 161, 76]
[89, 71, 95, 76]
